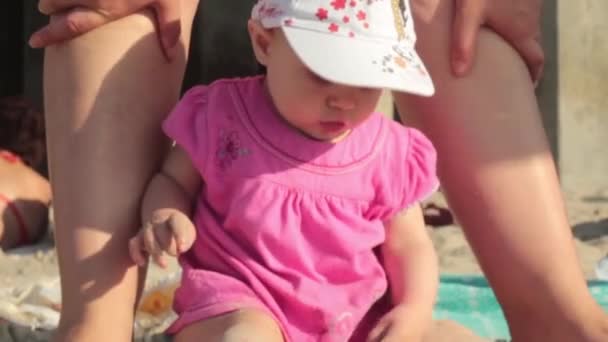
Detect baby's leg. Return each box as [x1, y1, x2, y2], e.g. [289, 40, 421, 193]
[423, 320, 490, 342]
[174, 309, 284, 342]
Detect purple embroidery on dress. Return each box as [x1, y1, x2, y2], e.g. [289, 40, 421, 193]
[216, 130, 249, 170]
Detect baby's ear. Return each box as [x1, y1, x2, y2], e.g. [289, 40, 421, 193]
[248, 20, 274, 66]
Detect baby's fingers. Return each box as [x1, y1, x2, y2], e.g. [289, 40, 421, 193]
[367, 318, 392, 342]
[129, 235, 147, 267]
[143, 223, 168, 268]
[167, 214, 196, 255]
[153, 219, 179, 257]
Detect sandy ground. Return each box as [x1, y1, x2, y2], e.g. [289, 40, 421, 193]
[0, 182, 606, 341]
[426, 183, 608, 277]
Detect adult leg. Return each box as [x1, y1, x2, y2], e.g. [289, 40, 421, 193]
[395, 0, 607, 340]
[44, 1, 199, 340]
[174, 309, 284, 342]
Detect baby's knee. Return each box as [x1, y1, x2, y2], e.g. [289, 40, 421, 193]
[220, 310, 283, 342]
[175, 309, 284, 342]
[221, 321, 283, 342]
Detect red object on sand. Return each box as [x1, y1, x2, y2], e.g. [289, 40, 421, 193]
[0, 150, 22, 164]
[0, 192, 30, 246]
[0, 149, 30, 245]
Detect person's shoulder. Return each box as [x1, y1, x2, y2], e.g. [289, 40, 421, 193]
[368, 115, 439, 213]
[368, 114, 436, 175]
[187, 76, 263, 105]
[364, 112, 411, 148]
[374, 114, 428, 150]
[380, 114, 409, 136]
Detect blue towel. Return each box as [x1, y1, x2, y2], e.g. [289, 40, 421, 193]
[434, 275, 608, 340]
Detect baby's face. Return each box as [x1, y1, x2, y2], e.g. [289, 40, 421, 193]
[251, 23, 382, 142]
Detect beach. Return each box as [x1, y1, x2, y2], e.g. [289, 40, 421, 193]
[1, 180, 606, 341]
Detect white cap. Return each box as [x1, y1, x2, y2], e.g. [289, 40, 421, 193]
[252, 0, 434, 96]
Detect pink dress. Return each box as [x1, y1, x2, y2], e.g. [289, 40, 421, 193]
[163, 76, 438, 341]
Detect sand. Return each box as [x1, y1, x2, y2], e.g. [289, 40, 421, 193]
[0, 183, 606, 341]
[427, 182, 608, 277]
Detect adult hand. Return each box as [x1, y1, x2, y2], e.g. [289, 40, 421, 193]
[29, 0, 183, 60]
[451, 0, 544, 83]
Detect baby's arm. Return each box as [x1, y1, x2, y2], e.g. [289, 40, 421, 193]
[368, 204, 438, 341]
[383, 204, 438, 314]
[129, 145, 201, 267]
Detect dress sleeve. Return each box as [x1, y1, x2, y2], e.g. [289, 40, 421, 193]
[397, 128, 439, 210]
[368, 127, 439, 221]
[162, 86, 210, 173]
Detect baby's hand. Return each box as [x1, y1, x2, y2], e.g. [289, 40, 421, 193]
[129, 209, 196, 268]
[367, 305, 430, 342]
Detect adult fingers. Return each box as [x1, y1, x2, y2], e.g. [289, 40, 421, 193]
[38, 0, 96, 15]
[450, 0, 486, 76]
[29, 8, 109, 48]
[153, 0, 182, 60]
[512, 37, 545, 86]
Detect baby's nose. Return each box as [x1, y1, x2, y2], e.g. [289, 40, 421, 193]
[326, 96, 356, 111]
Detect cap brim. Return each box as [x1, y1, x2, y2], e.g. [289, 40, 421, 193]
[283, 26, 435, 97]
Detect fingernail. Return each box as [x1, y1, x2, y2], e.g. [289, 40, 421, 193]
[29, 35, 42, 48]
[534, 66, 544, 87]
[162, 37, 176, 61]
[452, 58, 467, 75]
[164, 47, 175, 62]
